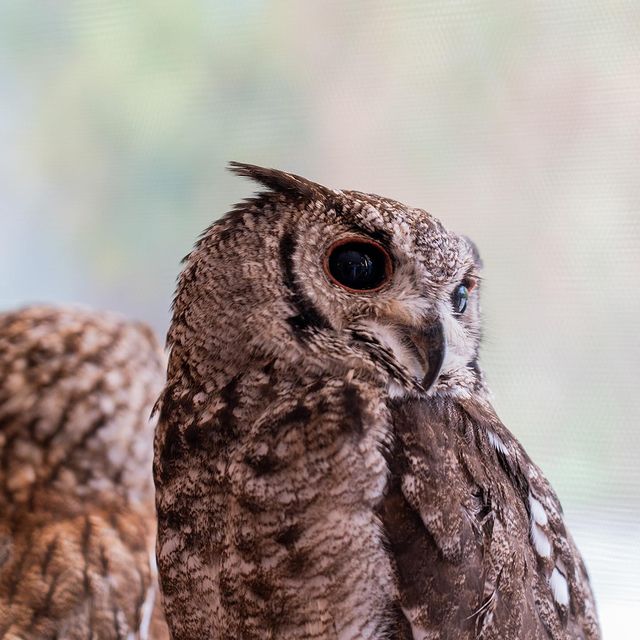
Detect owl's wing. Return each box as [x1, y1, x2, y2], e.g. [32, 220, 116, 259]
[379, 396, 600, 640]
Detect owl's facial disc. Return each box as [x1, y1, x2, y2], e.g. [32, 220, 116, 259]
[320, 233, 452, 394]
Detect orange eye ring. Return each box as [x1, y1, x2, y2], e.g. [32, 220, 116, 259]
[463, 276, 478, 292]
[323, 236, 393, 293]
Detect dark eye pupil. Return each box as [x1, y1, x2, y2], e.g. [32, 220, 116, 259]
[327, 241, 388, 291]
[453, 284, 469, 314]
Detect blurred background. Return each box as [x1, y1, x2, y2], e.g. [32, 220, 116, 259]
[1, 1, 638, 635]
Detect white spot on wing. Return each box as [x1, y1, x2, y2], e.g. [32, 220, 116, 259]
[528, 493, 549, 527]
[528, 492, 553, 559]
[487, 430, 508, 456]
[550, 567, 570, 606]
[531, 522, 552, 558]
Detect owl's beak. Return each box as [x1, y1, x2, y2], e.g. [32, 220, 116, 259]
[405, 321, 445, 392]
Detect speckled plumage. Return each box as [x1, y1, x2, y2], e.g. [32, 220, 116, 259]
[154, 164, 600, 639]
[0, 306, 169, 640]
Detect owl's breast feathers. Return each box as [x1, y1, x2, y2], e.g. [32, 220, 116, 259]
[381, 395, 600, 640]
[155, 362, 403, 639]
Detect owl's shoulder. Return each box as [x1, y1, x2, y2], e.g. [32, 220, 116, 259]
[382, 396, 600, 639]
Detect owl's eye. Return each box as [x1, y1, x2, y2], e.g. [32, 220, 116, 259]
[452, 284, 469, 314]
[324, 238, 392, 292]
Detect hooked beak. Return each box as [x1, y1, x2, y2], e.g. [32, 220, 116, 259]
[404, 321, 445, 392]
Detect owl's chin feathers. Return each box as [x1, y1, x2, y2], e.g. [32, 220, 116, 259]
[401, 321, 446, 392]
[347, 318, 450, 399]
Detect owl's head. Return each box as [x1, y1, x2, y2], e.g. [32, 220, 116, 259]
[169, 163, 484, 399]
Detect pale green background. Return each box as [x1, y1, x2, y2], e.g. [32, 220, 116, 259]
[1, 2, 638, 636]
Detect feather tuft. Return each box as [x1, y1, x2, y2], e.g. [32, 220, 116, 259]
[228, 161, 333, 200]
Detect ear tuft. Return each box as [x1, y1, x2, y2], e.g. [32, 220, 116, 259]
[462, 236, 483, 269]
[228, 162, 332, 200]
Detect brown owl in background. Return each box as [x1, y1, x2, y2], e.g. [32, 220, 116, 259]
[0, 306, 169, 639]
[154, 163, 601, 640]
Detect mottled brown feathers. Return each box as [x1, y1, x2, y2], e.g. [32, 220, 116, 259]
[155, 164, 600, 639]
[0, 306, 169, 640]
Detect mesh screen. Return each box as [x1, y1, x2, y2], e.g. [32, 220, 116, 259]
[1, 2, 638, 635]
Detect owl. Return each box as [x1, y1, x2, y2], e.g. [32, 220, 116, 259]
[0, 306, 169, 639]
[154, 164, 600, 639]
